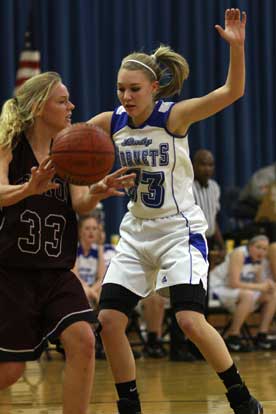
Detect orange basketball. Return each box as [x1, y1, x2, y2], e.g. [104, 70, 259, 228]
[50, 123, 115, 185]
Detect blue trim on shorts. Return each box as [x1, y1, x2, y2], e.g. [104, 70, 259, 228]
[189, 232, 207, 262]
[179, 212, 207, 284]
[179, 212, 193, 283]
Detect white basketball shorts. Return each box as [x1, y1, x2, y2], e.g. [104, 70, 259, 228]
[211, 286, 261, 313]
[103, 205, 209, 298]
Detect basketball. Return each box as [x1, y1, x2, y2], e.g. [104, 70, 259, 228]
[50, 123, 115, 185]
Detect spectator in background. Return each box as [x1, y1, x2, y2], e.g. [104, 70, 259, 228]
[240, 163, 276, 205]
[75, 214, 108, 305]
[75, 214, 142, 360]
[192, 149, 225, 258]
[74, 214, 116, 359]
[236, 162, 276, 220]
[209, 235, 276, 352]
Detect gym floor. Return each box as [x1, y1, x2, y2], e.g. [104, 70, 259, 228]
[0, 349, 276, 413]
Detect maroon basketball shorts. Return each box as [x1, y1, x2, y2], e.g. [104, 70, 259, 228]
[0, 266, 95, 361]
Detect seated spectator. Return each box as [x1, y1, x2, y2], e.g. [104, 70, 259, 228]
[240, 163, 276, 204]
[74, 214, 108, 305]
[209, 235, 276, 352]
[235, 162, 276, 220]
[74, 214, 141, 359]
[73, 214, 116, 359]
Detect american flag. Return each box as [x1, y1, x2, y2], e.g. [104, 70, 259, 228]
[14, 29, 40, 95]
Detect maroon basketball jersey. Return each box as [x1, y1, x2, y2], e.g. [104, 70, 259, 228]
[0, 134, 78, 269]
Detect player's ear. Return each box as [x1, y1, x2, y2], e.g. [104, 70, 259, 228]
[152, 80, 159, 98]
[31, 100, 44, 117]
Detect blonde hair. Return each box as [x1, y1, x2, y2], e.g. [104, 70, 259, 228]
[121, 45, 189, 100]
[0, 71, 61, 150]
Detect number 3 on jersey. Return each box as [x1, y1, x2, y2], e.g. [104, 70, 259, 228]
[127, 169, 165, 208]
[18, 210, 66, 257]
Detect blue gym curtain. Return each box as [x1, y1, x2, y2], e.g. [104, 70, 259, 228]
[1, 0, 276, 238]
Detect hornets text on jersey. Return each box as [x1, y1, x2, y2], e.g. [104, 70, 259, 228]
[111, 100, 195, 219]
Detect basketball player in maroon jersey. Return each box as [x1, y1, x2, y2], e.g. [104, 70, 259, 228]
[0, 71, 134, 414]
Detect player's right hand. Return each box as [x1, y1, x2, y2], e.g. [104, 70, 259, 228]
[26, 157, 60, 196]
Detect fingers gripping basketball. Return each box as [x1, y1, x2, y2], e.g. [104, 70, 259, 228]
[50, 123, 115, 185]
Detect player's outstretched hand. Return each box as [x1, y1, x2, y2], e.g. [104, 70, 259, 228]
[215, 8, 246, 47]
[26, 157, 60, 196]
[89, 166, 136, 200]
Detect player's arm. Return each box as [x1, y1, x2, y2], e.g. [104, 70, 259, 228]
[0, 147, 56, 206]
[255, 267, 276, 293]
[228, 250, 246, 289]
[268, 243, 276, 282]
[228, 250, 258, 290]
[70, 167, 135, 215]
[87, 111, 113, 135]
[229, 250, 273, 292]
[168, 9, 246, 136]
[95, 235, 106, 283]
[0, 147, 26, 206]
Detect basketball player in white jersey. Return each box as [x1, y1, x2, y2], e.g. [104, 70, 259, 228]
[89, 9, 263, 414]
[209, 235, 276, 351]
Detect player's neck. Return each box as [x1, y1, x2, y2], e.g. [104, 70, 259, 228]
[81, 241, 92, 255]
[130, 102, 155, 127]
[26, 126, 53, 162]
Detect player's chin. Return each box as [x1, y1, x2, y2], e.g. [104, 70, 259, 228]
[124, 106, 136, 115]
[58, 121, 71, 131]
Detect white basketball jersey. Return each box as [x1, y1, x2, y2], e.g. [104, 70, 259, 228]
[111, 100, 195, 219]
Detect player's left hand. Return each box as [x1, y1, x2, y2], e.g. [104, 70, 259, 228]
[215, 8, 246, 47]
[89, 167, 136, 200]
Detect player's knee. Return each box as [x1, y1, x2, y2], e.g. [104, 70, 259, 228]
[264, 289, 276, 305]
[178, 317, 197, 339]
[62, 322, 95, 361]
[176, 313, 203, 341]
[75, 332, 95, 362]
[239, 289, 255, 302]
[99, 309, 128, 336]
[0, 362, 25, 389]
[270, 289, 276, 302]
